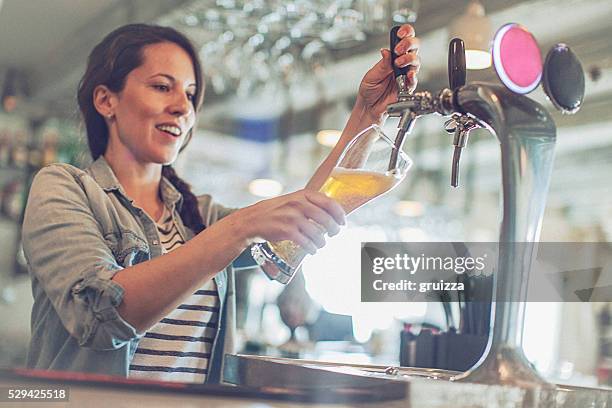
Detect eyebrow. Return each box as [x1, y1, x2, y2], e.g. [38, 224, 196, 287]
[149, 73, 197, 88]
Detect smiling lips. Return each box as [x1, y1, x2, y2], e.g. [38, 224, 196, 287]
[156, 124, 182, 137]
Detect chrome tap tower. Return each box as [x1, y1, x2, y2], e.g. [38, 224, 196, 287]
[386, 31, 557, 387]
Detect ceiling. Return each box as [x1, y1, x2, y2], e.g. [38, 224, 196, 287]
[1, 0, 611, 230]
[0, 0, 117, 68]
[0, 0, 192, 116]
[1, 0, 611, 122]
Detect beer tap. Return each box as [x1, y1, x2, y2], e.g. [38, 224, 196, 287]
[384, 26, 562, 388]
[445, 114, 479, 188]
[443, 38, 480, 188]
[386, 27, 455, 171]
[386, 31, 480, 188]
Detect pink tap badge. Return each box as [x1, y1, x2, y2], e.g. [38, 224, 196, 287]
[492, 23, 543, 94]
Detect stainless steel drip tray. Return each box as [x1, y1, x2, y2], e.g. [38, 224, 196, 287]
[222, 354, 526, 407]
[223, 354, 458, 389]
[224, 354, 459, 389]
[222, 354, 411, 405]
[222, 354, 612, 408]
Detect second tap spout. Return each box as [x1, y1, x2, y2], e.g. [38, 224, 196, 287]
[445, 114, 480, 187]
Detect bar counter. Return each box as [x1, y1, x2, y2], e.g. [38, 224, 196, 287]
[3, 354, 612, 407]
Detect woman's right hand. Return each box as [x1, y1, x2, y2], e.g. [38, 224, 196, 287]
[235, 189, 346, 254]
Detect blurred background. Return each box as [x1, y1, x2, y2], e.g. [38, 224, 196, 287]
[1, 0, 611, 388]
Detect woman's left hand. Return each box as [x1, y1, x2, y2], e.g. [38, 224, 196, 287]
[306, 24, 421, 191]
[357, 24, 420, 122]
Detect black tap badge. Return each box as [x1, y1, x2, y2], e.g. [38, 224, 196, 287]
[361, 242, 612, 302]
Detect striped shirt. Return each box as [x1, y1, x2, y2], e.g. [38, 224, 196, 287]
[129, 206, 220, 383]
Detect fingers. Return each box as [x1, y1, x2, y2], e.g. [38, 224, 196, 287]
[379, 48, 393, 70]
[248, 191, 345, 252]
[381, 47, 392, 61]
[376, 24, 419, 74]
[392, 24, 420, 75]
[284, 216, 327, 255]
[299, 220, 327, 249]
[367, 23, 418, 85]
[397, 24, 415, 39]
[393, 36, 419, 56]
[298, 192, 343, 236]
[395, 52, 421, 72]
[301, 203, 341, 237]
[303, 191, 346, 228]
[288, 230, 319, 255]
[262, 190, 346, 253]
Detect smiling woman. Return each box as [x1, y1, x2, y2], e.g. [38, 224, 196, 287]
[77, 25, 206, 232]
[26, 24, 224, 383]
[99, 43, 197, 166]
[20, 22, 420, 385]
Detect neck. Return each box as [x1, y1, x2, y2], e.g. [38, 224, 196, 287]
[103, 149, 163, 214]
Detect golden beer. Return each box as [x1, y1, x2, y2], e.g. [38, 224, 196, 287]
[268, 167, 402, 269]
[251, 124, 411, 284]
[319, 168, 400, 213]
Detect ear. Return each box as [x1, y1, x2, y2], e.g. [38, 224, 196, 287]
[92, 84, 117, 118]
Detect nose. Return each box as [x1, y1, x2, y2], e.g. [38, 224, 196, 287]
[169, 91, 193, 118]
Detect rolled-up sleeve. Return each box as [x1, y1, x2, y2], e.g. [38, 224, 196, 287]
[197, 194, 259, 270]
[22, 165, 142, 350]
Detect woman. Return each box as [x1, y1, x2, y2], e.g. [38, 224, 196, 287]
[22, 23, 420, 384]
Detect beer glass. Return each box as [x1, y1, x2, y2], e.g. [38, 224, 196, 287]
[251, 124, 412, 284]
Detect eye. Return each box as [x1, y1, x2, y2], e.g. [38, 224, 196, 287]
[152, 84, 170, 92]
[186, 92, 196, 102]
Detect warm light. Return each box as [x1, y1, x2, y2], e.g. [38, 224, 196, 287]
[2, 95, 17, 112]
[316, 129, 341, 147]
[248, 178, 283, 197]
[1, 68, 19, 113]
[466, 49, 492, 70]
[449, 1, 493, 71]
[393, 200, 424, 217]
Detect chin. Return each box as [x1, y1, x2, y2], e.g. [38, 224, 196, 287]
[153, 148, 181, 165]
[161, 156, 179, 166]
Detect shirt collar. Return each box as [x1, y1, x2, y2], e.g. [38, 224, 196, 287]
[160, 174, 183, 211]
[88, 156, 183, 210]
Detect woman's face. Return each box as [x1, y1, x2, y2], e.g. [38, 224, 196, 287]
[109, 41, 197, 165]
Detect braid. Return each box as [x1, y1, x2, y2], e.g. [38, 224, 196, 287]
[162, 165, 205, 234]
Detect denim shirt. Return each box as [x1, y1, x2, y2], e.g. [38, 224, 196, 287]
[22, 156, 253, 383]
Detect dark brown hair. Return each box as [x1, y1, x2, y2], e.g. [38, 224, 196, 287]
[77, 23, 205, 233]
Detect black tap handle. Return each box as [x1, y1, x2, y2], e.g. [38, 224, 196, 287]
[390, 25, 410, 79]
[448, 38, 466, 91]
